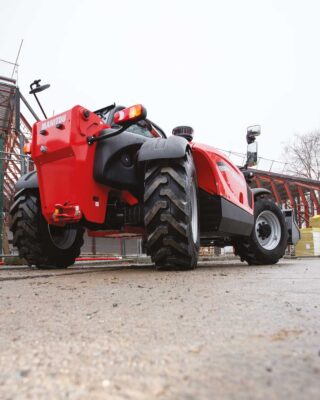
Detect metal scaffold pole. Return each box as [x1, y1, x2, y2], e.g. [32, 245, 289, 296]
[15, 88, 26, 175]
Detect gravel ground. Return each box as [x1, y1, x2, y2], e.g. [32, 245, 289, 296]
[0, 258, 319, 400]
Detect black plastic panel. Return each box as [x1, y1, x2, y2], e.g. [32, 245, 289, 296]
[137, 135, 188, 162]
[199, 189, 254, 237]
[93, 131, 149, 192]
[15, 170, 38, 191]
[252, 188, 271, 198]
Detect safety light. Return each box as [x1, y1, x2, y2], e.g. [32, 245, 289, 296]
[23, 142, 31, 154]
[113, 104, 147, 126]
[54, 207, 61, 215]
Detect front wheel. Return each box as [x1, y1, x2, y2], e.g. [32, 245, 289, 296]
[144, 152, 200, 270]
[234, 198, 288, 265]
[10, 190, 84, 268]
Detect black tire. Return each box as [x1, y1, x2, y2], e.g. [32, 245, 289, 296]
[234, 198, 288, 265]
[10, 190, 84, 269]
[144, 152, 200, 270]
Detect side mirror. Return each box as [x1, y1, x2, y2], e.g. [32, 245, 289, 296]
[172, 126, 194, 142]
[246, 125, 261, 144]
[246, 141, 258, 167]
[29, 79, 50, 94]
[29, 79, 50, 119]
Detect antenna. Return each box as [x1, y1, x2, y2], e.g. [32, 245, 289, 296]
[11, 39, 24, 79]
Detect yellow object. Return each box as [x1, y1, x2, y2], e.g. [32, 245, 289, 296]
[295, 227, 320, 257]
[23, 142, 31, 154]
[129, 106, 140, 118]
[310, 215, 320, 228]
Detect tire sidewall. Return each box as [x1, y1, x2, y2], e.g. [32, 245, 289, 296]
[38, 215, 83, 258]
[185, 152, 200, 257]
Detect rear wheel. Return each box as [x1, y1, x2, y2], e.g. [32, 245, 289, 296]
[10, 190, 84, 269]
[234, 198, 288, 265]
[144, 152, 200, 270]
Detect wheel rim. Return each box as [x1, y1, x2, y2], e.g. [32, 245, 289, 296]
[255, 210, 281, 250]
[48, 225, 78, 250]
[190, 182, 199, 243]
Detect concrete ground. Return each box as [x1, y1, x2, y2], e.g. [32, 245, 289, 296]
[0, 258, 319, 400]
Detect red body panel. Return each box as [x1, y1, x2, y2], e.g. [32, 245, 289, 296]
[191, 142, 253, 215]
[31, 106, 109, 224]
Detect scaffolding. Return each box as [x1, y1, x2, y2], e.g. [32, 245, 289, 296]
[0, 75, 36, 253]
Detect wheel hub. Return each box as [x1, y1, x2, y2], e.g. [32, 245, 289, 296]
[255, 210, 282, 251]
[257, 222, 272, 240]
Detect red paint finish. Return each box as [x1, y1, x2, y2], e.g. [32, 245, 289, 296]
[254, 176, 262, 188]
[31, 106, 109, 225]
[297, 197, 302, 227]
[310, 190, 320, 214]
[266, 176, 281, 204]
[298, 187, 309, 227]
[120, 191, 139, 206]
[283, 182, 295, 208]
[191, 142, 253, 214]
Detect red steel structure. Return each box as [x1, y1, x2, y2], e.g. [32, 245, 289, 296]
[250, 169, 320, 228]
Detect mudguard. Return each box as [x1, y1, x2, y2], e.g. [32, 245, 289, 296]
[137, 135, 189, 162]
[252, 188, 271, 198]
[15, 170, 38, 192]
[94, 131, 148, 193]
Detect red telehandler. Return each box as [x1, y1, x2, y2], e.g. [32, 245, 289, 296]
[10, 80, 299, 269]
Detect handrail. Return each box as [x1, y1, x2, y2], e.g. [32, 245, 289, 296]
[0, 75, 16, 84]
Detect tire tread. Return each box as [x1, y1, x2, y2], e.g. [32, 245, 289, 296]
[144, 155, 199, 270]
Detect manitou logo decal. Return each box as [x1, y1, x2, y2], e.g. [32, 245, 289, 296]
[41, 114, 67, 130]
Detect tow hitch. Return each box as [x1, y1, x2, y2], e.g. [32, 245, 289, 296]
[52, 204, 82, 223]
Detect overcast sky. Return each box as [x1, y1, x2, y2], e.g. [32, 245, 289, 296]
[1, 0, 320, 167]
